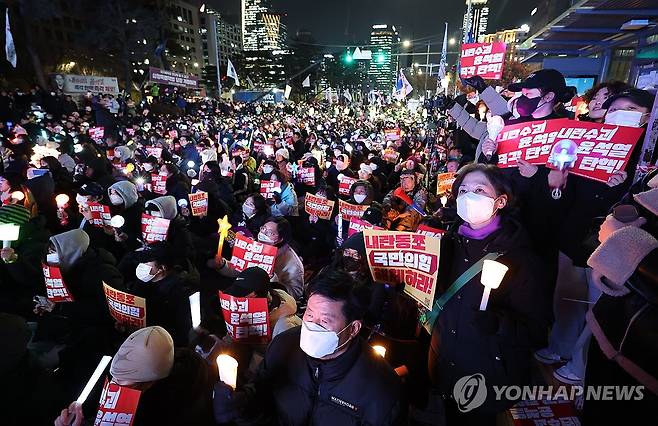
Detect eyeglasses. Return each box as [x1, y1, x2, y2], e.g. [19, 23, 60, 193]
[260, 226, 277, 237]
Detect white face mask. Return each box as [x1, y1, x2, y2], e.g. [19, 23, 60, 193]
[335, 161, 346, 171]
[149, 210, 163, 218]
[46, 252, 59, 265]
[76, 194, 89, 208]
[262, 165, 274, 174]
[258, 231, 276, 245]
[456, 192, 497, 225]
[243, 204, 256, 218]
[136, 263, 156, 282]
[299, 320, 352, 359]
[109, 194, 124, 205]
[604, 110, 647, 128]
[353, 193, 367, 204]
[370, 163, 378, 171]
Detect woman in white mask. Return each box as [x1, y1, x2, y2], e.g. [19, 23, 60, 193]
[232, 193, 270, 237]
[428, 164, 553, 424]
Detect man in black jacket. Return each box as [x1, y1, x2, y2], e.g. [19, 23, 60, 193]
[214, 270, 404, 425]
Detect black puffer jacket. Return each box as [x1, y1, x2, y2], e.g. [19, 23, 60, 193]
[242, 326, 404, 425]
[429, 217, 552, 415]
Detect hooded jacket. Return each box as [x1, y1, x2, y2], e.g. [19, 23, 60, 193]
[270, 182, 299, 217]
[144, 196, 195, 265]
[109, 180, 139, 209]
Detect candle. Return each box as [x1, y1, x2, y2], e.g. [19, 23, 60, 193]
[55, 193, 70, 208]
[11, 191, 25, 202]
[216, 354, 238, 390]
[479, 260, 508, 311]
[216, 215, 232, 257]
[110, 215, 125, 228]
[372, 345, 386, 358]
[337, 214, 343, 242]
[76, 355, 112, 404]
[440, 195, 448, 207]
[189, 292, 201, 328]
[0, 223, 20, 248]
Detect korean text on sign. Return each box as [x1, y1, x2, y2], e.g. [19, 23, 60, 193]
[459, 42, 506, 80]
[304, 193, 335, 220]
[348, 218, 383, 238]
[229, 233, 278, 276]
[42, 263, 74, 302]
[150, 173, 167, 195]
[297, 167, 316, 186]
[338, 199, 369, 222]
[87, 202, 112, 227]
[260, 180, 281, 200]
[338, 175, 357, 196]
[141, 214, 170, 243]
[95, 379, 141, 426]
[189, 191, 208, 217]
[103, 282, 146, 329]
[219, 293, 271, 344]
[363, 230, 440, 310]
[436, 172, 456, 195]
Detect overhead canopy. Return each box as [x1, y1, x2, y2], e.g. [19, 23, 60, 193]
[520, 0, 658, 62]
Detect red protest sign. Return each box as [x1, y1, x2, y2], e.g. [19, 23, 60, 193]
[219, 293, 271, 344]
[89, 126, 105, 140]
[141, 214, 170, 243]
[459, 42, 506, 80]
[496, 119, 644, 183]
[229, 233, 278, 276]
[363, 230, 440, 309]
[510, 399, 578, 426]
[126, 128, 135, 137]
[260, 180, 281, 200]
[145, 146, 162, 158]
[385, 129, 401, 141]
[304, 193, 335, 220]
[383, 148, 401, 163]
[150, 173, 167, 195]
[297, 167, 316, 186]
[417, 224, 445, 238]
[103, 282, 147, 330]
[95, 379, 141, 426]
[42, 263, 74, 302]
[338, 199, 369, 222]
[436, 172, 456, 195]
[87, 202, 112, 227]
[168, 130, 178, 139]
[338, 175, 357, 196]
[348, 218, 383, 237]
[189, 191, 208, 217]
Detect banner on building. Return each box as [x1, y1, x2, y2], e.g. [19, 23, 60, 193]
[103, 283, 147, 329]
[148, 67, 199, 89]
[51, 73, 120, 95]
[219, 293, 270, 343]
[495, 119, 645, 183]
[304, 193, 335, 220]
[363, 230, 440, 309]
[459, 42, 507, 80]
[229, 233, 277, 276]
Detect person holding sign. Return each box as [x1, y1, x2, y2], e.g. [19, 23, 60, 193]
[107, 181, 143, 249]
[230, 193, 271, 238]
[266, 170, 299, 218]
[426, 165, 552, 424]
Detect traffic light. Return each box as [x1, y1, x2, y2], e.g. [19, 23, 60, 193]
[344, 53, 353, 64]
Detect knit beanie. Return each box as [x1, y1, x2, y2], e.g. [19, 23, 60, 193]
[110, 326, 174, 383]
[0, 204, 30, 226]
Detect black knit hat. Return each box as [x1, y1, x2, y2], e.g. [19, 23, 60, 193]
[0, 204, 30, 226]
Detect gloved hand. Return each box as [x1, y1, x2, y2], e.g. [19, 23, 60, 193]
[272, 191, 282, 204]
[462, 76, 488, 93]
[213, 381, 238, 424]
[454, 94, 468, 107]
[472, 309, 500, 335]
[444, 96, 457, 110]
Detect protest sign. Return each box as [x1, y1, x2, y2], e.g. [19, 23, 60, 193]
[87, 202, 112, 227]
[103, 283, 147, 329]
[219, 293, 271, 343]
[338, 199, 369, 222]
[229, 233, 277, 276]
[95, 379, 141, 426]
[364, 230, 440, 309]
[42, 263, 74, 302]
[347, 218, 383, 237]
[417, 224, 445, 238]
[384, 129, 401, 141]
[383, 148, 401, 163]
[459, 42, 506, 80]
[254, 142, 275, 157]
[89, 126, 105, 140]
[145, 146, 162, 158]
[510, 399, 578, 426]
[304, 193, 335, 220]
[168, 130, 178, 139]
[260, 180, 281, 200]
[496, 119, 645, 183]
[150, 173, 167, 195]
[141, 214, 170, 243]
[189, 191, 208, 217]
[436, 172, 456, 195]
[338, 175, 357, 196]
[297, 167, 316, 186]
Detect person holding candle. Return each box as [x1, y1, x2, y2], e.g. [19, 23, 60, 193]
[107, 180, 143, 249]
[266, 169, 299, 218]
[427, 164, 552, 425]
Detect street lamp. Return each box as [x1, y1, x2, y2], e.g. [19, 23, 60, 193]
[449, 38, 456, 45]
[402, 40, 411, 48]
[520, 24, 530, 32]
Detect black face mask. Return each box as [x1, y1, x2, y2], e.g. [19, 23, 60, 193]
[515, 94, 543, 117]
[343, 257, 361, 272]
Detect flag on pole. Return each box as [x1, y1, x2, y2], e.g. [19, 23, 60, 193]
[302, 75, 311, 88]
[343, 89, 352, 103]
[438, 22, 448, 80]
[284, 85, 292, 99]
[325, 88, 333, 104]
[5, 10, 16, 68]
[394, 70, 413, 99]
[246, 76, 255, 89]
[226, 59, 240, 86]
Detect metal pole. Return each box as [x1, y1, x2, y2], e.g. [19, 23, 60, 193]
[423, 44, 430, 98]
[214, 15, 222, 97]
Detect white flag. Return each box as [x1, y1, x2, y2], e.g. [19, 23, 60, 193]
[343, 89, 352, 103]
[5, 10, 16, 68]
[394, 70, 413, 99]
[302, 75, 311, 88]
[246, 76, 255, 89]
[439, 22, 448, 81]
[284, 85, 292, 99]
[226, 58, 240, 86]
[325, 88, 333, 104]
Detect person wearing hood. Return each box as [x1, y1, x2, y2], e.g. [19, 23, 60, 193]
[143, 195, 195, 265]
[268, 169, 299, 218]
[127, 242, 197, 346]
[326, 153, 357, 190]
[108, 180, 143, 250]
[427, 164, 552, 425]
[54, 326, 216, 426]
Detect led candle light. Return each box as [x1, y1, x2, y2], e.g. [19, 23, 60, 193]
[55, 194, 70, 226]
[11, 191, 25, 202]
[337, 214, 343, 241]
[485, 115, 505, 158]
[479, 260, 508, 311]
[76, 355, 112, 404]
[372, 345, 386, 358]
[110, 215, 125, 228]
[216, 354, 238, 390]
[0, 223, 20, 248]
[216, 215, 232, 257]
[440, 195, 448, 207]
[189, 292, 201, 328]
[55, 193, 70, 208]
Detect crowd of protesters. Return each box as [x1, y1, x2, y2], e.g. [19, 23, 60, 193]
[0, 68, 657, 426]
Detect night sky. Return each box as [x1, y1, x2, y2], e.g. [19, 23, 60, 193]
[210, 0, 541, 50]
